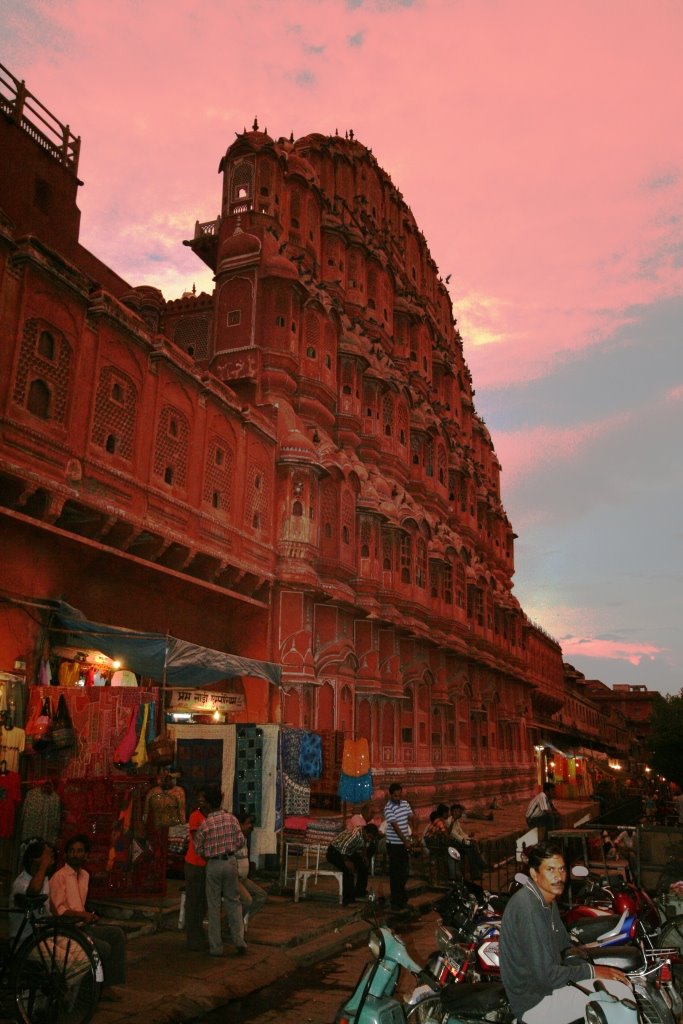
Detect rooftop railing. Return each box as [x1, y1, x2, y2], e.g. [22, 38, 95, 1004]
[0, 62, 80, 174]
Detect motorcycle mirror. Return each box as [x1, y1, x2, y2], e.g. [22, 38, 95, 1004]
[447, 846, 461, 860]
[514, 872, 530, 885]
[570, 864, 589, 878]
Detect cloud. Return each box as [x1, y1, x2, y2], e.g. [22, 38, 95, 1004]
[560, 636, 663, 666]
[348, 31, 364, 46]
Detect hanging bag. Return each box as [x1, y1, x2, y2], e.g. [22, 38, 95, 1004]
[52, 694, 76, 750]
[147, 732, 175, 766]
[32, 697, 54, 752]
[114, 707, 139, 766]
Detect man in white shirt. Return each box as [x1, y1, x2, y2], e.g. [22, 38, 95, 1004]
[10, 838, 53, 940]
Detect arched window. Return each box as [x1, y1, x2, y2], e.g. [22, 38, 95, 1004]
[27, 379, 51, 419]
[37, 331, 55, 360]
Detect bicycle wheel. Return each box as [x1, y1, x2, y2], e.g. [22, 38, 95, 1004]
[11, 923, 99, 1024]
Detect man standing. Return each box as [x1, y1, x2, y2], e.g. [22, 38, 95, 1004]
[184, 789, 209, 951]
[500, 840, 632, 1024]
[383, 783, 415, 911]
[525, 781, 560, 838]
[193, 786, 247, 957]
[326, 823, 379, 905]
[236, 812, 268, 931]
[50, 834, 126, 1001]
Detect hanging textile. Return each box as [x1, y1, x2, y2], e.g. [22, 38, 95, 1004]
[130, 703, 150, 767]
[337, 771, 372, 803]
[341, 737, 370, 778]
[0, 768, 21, 838]
[19, 782, 62, 845]
[298, 732, 322, 779]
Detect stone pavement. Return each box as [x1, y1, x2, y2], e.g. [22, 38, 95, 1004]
[91, 797, 599, 1024]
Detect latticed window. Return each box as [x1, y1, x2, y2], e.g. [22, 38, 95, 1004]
[320, 481, 338, 557]
[13, 318, 71, 425]
[173, 315, 210, 360]
[341, 490, 355, 560]
[455, 561, 465, 608]
[400, 533, 412, 584]
[92, 367, 137, 460]
[382, 393, 393, 437]
[247, 462, 270, 532]
[203, 437, 234, 514]
[397, 403, 409, 448]
[382, 529, 394, 570]
[437, 443, 447, 485]
[154, 405, 189, 488]
[444, 562, 453, 604]
[231, 161, 254, 207]
[429, 561, 441, 599]
[304, 310, 320, 360]
[360, 517, 372, 558]
[424, 438, 434, 477]
[416, 539, 426, 588]
[411, 434, 421, 465]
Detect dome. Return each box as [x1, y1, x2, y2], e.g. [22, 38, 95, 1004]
[217, 224, 261, 266]
[286, 152, 318, 186]
[260, 252, 299, 280]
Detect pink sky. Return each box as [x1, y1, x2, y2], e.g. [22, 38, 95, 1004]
[3, 0, 682, 692]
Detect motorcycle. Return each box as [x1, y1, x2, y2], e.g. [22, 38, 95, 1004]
[424, 882, 504, 987]
[334, 916, 679, 1024]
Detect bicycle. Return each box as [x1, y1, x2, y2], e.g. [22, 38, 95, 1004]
[0, 891, 100, 1024]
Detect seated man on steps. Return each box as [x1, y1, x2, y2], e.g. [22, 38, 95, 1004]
[326, 824, 379, 905]
[50, 834, 126, 1002]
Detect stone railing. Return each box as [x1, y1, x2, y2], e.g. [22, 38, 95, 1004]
[0, 62, 80, 173]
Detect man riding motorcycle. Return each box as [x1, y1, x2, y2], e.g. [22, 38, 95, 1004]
[499, 840, 633, 1024]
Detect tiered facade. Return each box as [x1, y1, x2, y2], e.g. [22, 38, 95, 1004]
[1, 68, 625, 811]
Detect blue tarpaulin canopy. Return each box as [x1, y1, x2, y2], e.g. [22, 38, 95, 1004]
[52, 601, 281, 688]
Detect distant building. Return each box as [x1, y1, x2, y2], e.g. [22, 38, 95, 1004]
[0, 66, 633, 810]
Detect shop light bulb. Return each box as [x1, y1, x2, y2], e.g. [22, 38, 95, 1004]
[112, 660, 121, 670]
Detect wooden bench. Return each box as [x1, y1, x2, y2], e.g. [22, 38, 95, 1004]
[294, 868, 344, 904]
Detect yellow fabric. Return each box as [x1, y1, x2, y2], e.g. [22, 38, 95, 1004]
[131, 704, 149, 767]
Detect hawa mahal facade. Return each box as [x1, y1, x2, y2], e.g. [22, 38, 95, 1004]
[0, 66, 635, 808]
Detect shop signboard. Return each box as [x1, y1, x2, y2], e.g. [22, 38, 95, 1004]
[169, 689, 246, 712]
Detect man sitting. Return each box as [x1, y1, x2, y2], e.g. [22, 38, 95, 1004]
[10, 838, 53, 940]
[50, 834, 126, 1001]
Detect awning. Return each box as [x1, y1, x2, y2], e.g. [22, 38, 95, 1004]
[51, 601, 281, 688]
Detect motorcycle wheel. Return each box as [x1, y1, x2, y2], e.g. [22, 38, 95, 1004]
[633, 982, 677, 1024]
[404, 996, 444, 1023]
[657, 914, 683, 996]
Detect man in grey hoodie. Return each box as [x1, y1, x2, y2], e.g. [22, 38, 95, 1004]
[499, 841, 632, 1023]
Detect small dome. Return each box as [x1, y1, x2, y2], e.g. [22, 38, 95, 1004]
[217, 224, 261, 266]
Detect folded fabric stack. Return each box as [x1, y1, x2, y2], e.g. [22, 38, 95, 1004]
[305, 815, 343, 847]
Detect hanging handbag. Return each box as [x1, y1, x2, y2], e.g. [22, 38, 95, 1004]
[147, 732, 175, 766]
[52, 694, 76, 750]
[114, 707, 139, 766]
[32, 697, 54, 752]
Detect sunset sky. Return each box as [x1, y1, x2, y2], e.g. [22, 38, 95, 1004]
[3, 0, 682, 694]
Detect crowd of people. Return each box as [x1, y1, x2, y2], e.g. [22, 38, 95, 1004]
[324, 782, 492, 911]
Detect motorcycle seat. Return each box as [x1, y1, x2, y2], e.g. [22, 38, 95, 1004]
[565, 944, 645, 972]
[569, 913, 623, 941]
[439, 980, 509, 1014]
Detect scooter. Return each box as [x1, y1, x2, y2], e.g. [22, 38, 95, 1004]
[333, 917, 668, 1023]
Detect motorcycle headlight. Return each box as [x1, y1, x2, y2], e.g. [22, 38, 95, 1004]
[435, 924, 455, 952]
[368, 930, 385, 960]
[585, 1002, 609, 1024]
